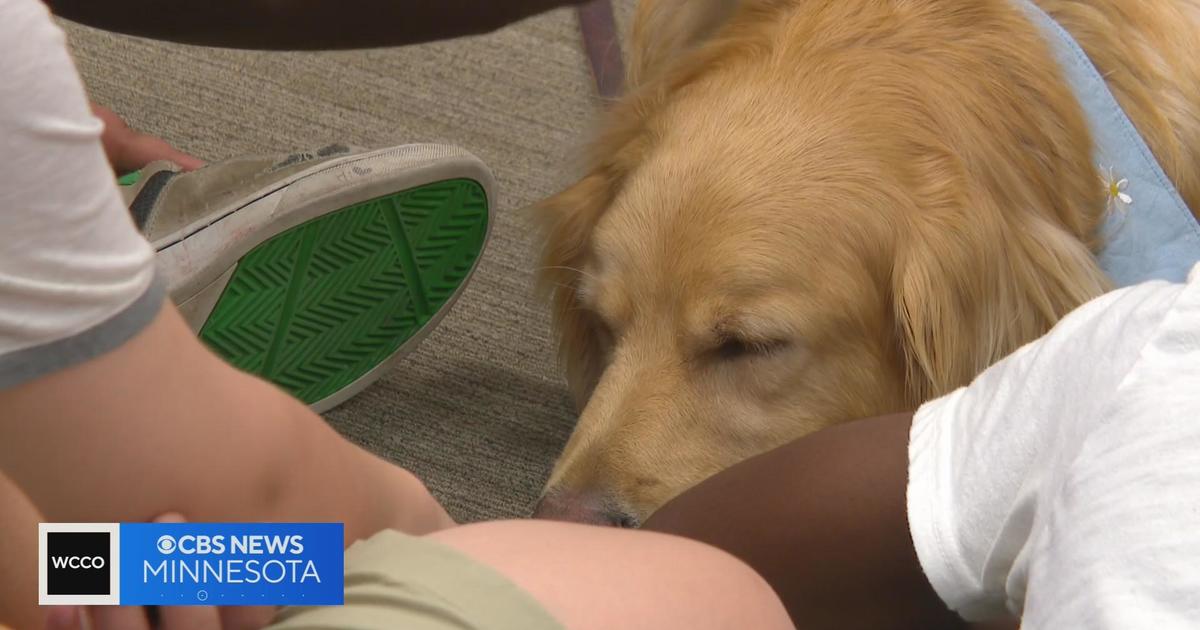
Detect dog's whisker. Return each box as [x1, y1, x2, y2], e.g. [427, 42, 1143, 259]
[539, 265, 602, 283]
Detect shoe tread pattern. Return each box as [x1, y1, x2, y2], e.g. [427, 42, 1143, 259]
[199, 179, 488, 405]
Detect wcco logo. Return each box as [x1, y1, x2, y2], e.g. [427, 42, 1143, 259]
[39, 524, 121, 605]
[50, 555, 107, 570]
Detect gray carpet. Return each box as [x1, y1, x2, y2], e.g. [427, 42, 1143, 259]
[64, 3, 633, 523]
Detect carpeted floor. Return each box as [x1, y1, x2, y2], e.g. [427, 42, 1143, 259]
[64, 3, 633, 523]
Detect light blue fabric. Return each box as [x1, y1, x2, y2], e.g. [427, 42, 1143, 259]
[1015, 0, 1200, 287]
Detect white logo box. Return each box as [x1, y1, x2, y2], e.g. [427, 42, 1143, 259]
[39, 523, 121, 606]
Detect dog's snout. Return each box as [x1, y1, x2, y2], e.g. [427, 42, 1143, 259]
[533, 490, 638, 528]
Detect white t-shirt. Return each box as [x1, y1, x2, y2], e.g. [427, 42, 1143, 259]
[909, 264, 1200, 627]
[0, 0, 160, 389]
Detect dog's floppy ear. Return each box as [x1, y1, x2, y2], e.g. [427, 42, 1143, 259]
[535, 174, 614, 405]
[628, 0, 741, 89]
[536, 16, 719, 407]
[534, 89, 661, 407]
[533, 172, 621, 408]
[892, 151, 1111, 402]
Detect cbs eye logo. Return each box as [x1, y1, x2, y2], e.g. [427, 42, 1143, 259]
[39, 524, 120, 605]
[157, 535, 177, 554]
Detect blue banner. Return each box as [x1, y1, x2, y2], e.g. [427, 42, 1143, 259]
[119, 523, 343, 606]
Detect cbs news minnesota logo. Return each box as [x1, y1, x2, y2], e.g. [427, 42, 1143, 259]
[39, 523, 343, 606]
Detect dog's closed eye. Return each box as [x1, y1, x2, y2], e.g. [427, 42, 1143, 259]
[714, 336, 790, 361]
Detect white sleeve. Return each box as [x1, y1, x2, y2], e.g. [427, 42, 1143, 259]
[907, 266, 1200, 627]
[0, 0, 161, 389]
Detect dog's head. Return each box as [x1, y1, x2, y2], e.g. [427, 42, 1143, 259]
[535, 0, 1109, 525]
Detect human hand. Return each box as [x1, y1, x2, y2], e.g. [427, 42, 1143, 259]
[92, 103, 205, 174]
[46, 600, 227, 630]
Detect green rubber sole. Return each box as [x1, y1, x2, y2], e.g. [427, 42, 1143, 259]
[199, 179, 488, 406]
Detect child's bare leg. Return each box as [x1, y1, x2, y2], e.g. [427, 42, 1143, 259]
[272, 521, 794, 630]
[430, 521, 795, 630]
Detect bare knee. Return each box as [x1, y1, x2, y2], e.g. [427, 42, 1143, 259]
[666, 532, 796, 630]
[430, 521, 793, 630]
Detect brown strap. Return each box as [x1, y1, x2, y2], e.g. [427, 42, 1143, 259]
[577, 0, 625, 100]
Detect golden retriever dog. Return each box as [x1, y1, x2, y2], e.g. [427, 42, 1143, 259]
[534, 0, 1200, 525]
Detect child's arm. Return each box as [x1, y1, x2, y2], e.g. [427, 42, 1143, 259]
[0, 469, 47, 630]
[0, 303, 453, 544]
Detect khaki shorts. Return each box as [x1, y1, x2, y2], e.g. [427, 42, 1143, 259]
[269, 530, 564, 630]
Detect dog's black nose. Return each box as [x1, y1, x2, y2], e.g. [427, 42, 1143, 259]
[533, 490, 639, 528]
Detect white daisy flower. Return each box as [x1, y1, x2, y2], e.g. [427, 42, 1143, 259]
[1101, 166, 1133, 213]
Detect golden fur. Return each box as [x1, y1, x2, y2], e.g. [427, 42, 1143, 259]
[535, 0, 1200, 522]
